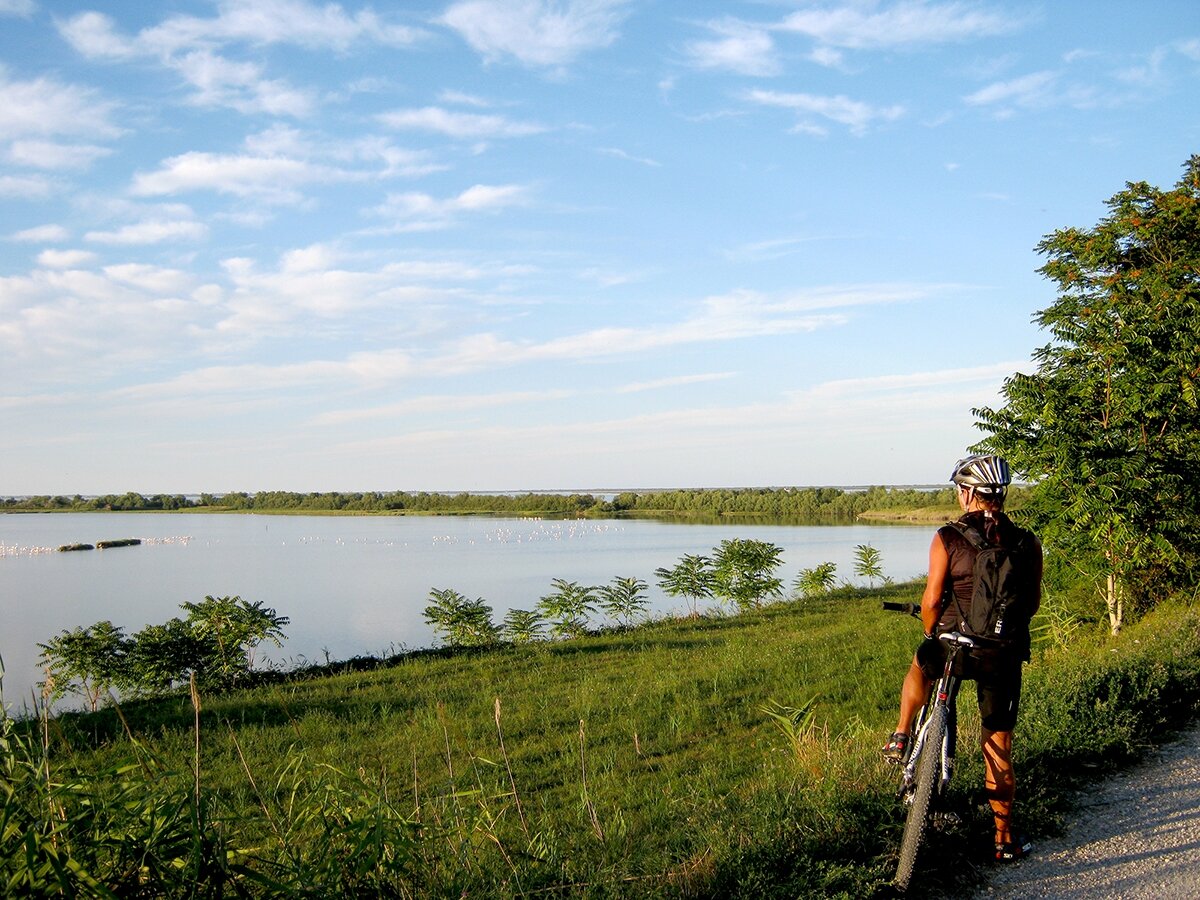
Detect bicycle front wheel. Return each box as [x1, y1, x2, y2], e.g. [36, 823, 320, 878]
[894, 706, 946, 891]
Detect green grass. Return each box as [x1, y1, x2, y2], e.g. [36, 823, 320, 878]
[12, 585, 1200, 897]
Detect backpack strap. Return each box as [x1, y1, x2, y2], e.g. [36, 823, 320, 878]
[945, 519, 988, 550]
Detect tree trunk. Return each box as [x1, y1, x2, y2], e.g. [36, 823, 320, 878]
[1106, 571, 1123, 635]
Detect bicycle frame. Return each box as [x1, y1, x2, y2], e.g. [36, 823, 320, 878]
[899, 632, 973, 798]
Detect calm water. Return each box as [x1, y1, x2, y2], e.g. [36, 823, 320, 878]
[0, 513, 933, 709]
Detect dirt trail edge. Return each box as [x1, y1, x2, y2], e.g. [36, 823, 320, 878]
[978, 720, 1200, 899]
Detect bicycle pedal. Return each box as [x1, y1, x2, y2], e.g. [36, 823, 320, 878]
[931, 811, 962, 832]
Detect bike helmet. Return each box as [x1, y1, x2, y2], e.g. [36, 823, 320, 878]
[950, 454, 1010, 500]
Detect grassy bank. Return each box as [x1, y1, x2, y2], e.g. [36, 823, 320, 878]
[6, 586, 1200, 897]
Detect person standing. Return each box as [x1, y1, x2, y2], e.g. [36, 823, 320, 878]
[882, 454, 1042, 862]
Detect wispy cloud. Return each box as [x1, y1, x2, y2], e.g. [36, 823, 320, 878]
[378, 106, 546, 138]
[597, 147, 661, 167]
[8, 140, 112, 170]
[0, 0, 34, 17]
[11, 224, 70, 242]
[36, 249, 98, 269]
[0, 71, 120, 140]
[617, 373, 735, 394]
[85, 219, 209, 245]
[131, 152, 344, 203]
[312, 389, 575, 425]
[744, 89, 905, 135]
[370, 183, 531, 231]
[776, 1, 1025, 50]
[686, 19, 780, 76]
[58, 3, 423, 118]
[440, 0, 630, 68]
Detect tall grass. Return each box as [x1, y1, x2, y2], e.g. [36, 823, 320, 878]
[7, 587, 1200, 897]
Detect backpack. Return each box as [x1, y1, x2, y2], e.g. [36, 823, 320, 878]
[945, 519, 1035, 644]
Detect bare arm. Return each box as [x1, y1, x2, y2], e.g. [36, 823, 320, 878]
[921, 532, 950, 636]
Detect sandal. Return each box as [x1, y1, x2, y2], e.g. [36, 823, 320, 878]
[881, 731, 910, 763]
[994, 834, 1033, 863]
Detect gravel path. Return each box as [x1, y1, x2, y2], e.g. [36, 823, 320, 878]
[978, 720, 1200, 898]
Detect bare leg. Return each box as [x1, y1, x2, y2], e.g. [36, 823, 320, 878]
[981, 728, 1015, 843]
[893, 656, 932, 735]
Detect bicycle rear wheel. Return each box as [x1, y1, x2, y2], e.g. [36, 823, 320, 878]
[894, 706, 945, 891]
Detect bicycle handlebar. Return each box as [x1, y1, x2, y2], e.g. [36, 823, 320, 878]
[882, 601, 922, 618]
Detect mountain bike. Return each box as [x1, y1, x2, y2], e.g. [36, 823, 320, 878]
[882, 601, 977, 892]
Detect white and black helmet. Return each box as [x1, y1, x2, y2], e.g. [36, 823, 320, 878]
[950, 454, 1011, 499]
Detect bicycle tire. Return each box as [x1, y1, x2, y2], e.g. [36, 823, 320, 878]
[894, 706, 946, 891]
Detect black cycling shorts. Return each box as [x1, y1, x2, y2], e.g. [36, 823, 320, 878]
[915, 637, 1023, 733]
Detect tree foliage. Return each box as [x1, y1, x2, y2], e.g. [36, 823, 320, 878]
[654, 554, 713, 618]
[853, 545, 884, 589]
[39, 597, 289, 703]
[423, 588, 500, 649]
[793, 562, 839, 599]
[596, 576, 650, 627]
[710, 539, 785, 611]
[536, 579, 597, 639]
[974, 155, 1200, 632]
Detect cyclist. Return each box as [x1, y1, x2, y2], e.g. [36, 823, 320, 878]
[881, 454, 1042, 862]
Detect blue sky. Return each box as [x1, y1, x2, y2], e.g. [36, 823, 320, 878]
[2, 1, 1197, 494]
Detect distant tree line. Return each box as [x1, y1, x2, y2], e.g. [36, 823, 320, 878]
[1, 485, 965, 519]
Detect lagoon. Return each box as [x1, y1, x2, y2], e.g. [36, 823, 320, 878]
[0, 512, 933, 709]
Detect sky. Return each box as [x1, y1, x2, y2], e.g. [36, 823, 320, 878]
[1, 1, 1197, 494]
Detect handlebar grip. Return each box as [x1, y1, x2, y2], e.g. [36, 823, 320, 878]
[882, 601, 922, 618]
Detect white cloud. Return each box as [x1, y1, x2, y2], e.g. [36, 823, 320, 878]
[1178, 39, 1200, 62]
[8, 140, 112, 170]
[378, 106, 545, 138]
[11, 224, 69, 243]
[776, 1, 1023, 50]
[0, 0, 35, 16]
[58, 4, 423, 118]
[36, 249, 98, 268]
[0, 174, 54, 197]
[312, 389, 574, 425]
[173, 49, 316, 117]
[440, 0, 629, 67]
[597, 147, 661, 167]
[371, 183, 530, 230]
[617, 373, 736, 394]
[0, 72, 120, 140]
[745, 89, 905, 135]
[963, 71, 1058, 108]
[131, 152, 340, 203]
[686, 19, 780, 77]
[85, 219, 209, 245]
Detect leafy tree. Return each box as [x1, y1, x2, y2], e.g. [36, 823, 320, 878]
[596, 576, 649, 627]
[38, 621, 130, 710]
[423, 588, 500, 649]
[853, 544, 884, 588]
[974, 155, 1200, 633]
[536, 579, 597, 639]
[181, 596, 290, 686]
[655, 554, 714, 618]
[501, 608, 544, 645]
[793, 562, 838, 600]
[125, 617, 206, 694]
[711, 539, 785, 611]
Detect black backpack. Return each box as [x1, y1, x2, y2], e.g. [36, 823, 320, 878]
[946, 519, 1035, 644]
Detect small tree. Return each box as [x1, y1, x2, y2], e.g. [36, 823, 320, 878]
[536, 579, 597, 639]
[596, 576, 649, 627]
[38, 621, 130, 711]
[793, 561, 838, 600]
[125, 618, 205, 695]
[423, 588, 500, 649]
[181, 595, 289, 688]
[710, 539, 784, 611]
[501, 608, 545, 645]
[853, 544, 884, 588]
[655, 554, 713, 618]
